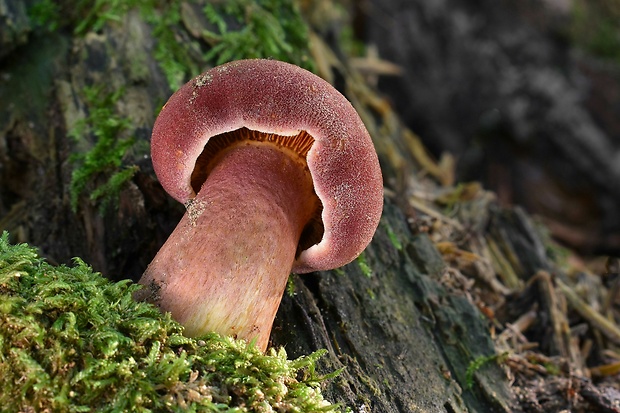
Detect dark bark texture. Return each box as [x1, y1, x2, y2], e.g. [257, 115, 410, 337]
[361, 0, 620, 255]
[273, 201, 516, 412]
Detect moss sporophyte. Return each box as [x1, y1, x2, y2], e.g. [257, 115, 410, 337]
[0, 232, 342, 412]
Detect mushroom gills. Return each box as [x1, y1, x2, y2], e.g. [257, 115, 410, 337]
[191, 127, 325, 254]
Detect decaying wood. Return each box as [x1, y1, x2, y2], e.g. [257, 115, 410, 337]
[362, 0, 620, 255]
[1, 1, 619, 412]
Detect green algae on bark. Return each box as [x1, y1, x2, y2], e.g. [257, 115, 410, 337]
[0, 233, 341, 412]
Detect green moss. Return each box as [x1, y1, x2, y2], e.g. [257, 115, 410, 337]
[382, 222, 403, 252]
[27, 0, 62, 31]
[338, 26, 366, 58]
[69, 85, 137, 214]
[365, 288, 376, 300]
[465, 352, 508, 389]
[0, 232, 341, 412]
[541, 361, 561, 376]
[356, 370, 381, 397]
[146, 1, 203, 91]
[286, 274, 296, 297]
[202, 0, 314, 72]
[29, 0, 154, 35]
[356, 253, 373, 278]
[570, 0, 620, 63]
[29, 0, 317, 213]
[29, 0, 314, 89]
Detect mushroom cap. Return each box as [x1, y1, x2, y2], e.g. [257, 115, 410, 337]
[151, 59, 383, 273]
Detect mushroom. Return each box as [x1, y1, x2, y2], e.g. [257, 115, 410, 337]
[139, 59, 383, 351]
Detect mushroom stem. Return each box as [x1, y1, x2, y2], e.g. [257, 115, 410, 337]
[139, 141, 317, 351]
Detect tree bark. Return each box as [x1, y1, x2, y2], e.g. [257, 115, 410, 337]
[272, 200, 519, 412]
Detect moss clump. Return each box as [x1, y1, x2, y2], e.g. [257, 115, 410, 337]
[465, 352, 509, 390]
[28, 0, 316, 213]
[28, 0, 315, 90]
[203, 0, 314, 72]
[0, 233, 341, 412]
[69, 85, 137, 214]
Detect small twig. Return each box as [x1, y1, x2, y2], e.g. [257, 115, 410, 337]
[534, 271, 573, 361]
[556, 279, 620, 346]
[407, 196, 464, 230]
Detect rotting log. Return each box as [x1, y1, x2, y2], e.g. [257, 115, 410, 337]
[273, 201, 516, 412]
[0, 4, 516, 410]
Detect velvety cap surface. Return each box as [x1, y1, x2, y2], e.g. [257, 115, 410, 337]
[151, 59, 383, 272]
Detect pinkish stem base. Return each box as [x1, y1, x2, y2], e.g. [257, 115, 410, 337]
[139, 142, 317, 351]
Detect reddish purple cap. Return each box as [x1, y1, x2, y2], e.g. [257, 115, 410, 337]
[151, 59, 383, 273]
